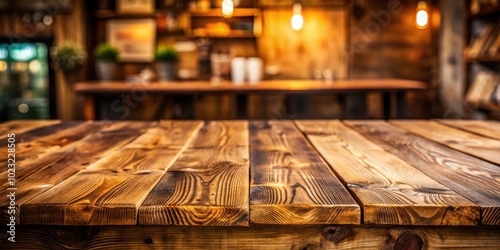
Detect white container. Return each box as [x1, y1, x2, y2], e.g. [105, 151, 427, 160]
[231, 57, 246, 85]
[246, 57, 263, 84]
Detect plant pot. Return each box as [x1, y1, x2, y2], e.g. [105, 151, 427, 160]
[95, 61, 117, 81]
[156, 62, 177, 81]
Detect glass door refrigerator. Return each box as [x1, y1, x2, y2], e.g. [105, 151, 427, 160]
[0, 42, 52, 121]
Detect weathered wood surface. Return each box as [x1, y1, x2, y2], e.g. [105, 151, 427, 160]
[2, 225, 500, 249]
[437, 119, 500, 140]
[2, 119, 499, 230]
[138, 121, 250, 226]
[297, 120, 479, 225]
[1, 122, 150, 224]
[75, 79, 427, 94]
[1, 122, 106, 167]
[0, 120, 60, 136]
[347, 121, 500, 225]
[249, 121, 360, 225]
[393, 120, 500, 165]
[21, 121, 202, 225]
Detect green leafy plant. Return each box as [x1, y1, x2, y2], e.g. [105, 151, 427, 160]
[94, 43, 119, 62]
[50, 43, 86, 71]
[155, 46, 179, 62]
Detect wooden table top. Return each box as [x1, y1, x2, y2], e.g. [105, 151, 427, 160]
[1, 119, 499, 227]
[74, 79, 427, 94]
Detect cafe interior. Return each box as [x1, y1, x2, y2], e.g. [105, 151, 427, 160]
[2, 1, 500, 249]
[0, 0, 498, 121]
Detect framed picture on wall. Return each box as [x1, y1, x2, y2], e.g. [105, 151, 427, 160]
[116, 0, 155, 14]
[106, 19, 156, 62]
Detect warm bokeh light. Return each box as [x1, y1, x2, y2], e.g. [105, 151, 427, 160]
[29, 60, 41, 73]
[18, 103, 29, 113]
[416, 1, 429, 29]
[416, 10, 428, 28]
[291, 14, 303, 31]
[222, 0, 234, 18]
[0, 61, 7, 72]
[291, 3, 303, 31]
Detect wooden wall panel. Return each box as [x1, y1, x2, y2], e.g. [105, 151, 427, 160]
[258, 9, 348, 79]
[53, 0, 87, 120]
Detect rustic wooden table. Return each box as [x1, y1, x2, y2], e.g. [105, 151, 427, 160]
[74, 79, 427, 120]
[1, 120, 499, 249]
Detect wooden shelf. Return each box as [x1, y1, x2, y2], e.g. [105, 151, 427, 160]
[477, 102, 500, 112]
[157, 29, 185, 36]
[94, 10, 157, 19]
[466, 56, 500, 63]
[188, 32, 256, 38]
[188, 8, 260, 17]
[468, 6, 500, 19]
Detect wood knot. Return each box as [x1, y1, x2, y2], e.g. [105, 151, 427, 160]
[322, 226, 351, 243]
[347, 183, 363, 188]
[394, 231, 423, 250]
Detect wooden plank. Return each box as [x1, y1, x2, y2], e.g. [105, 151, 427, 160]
[0, 121, 151, 224]
[138, 121, 249, 226]
[0, 121, 107, 167]
[21, 121, 203, 225]
[392, 120, 500, 165]
[4, 225, 500, 249]
[249, 121, 360, 225]
[0, 120, 60, 136]
[347, 121, 500, 225]
[296, 120, 479, 226]
[437, 119, 500, 140]
[74, 79, 427, 94]
[0, 121, 82, 148]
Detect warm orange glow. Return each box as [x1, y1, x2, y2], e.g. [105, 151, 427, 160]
[416, 1, 429, 29]
[222, 0, 234, 18]
[291, 3, 303, 31]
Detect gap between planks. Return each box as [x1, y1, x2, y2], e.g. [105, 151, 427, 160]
[20, 121, 203, 225]
[296, 120, 479, 226]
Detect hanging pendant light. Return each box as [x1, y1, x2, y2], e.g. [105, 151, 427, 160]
[222, 0, 234, 18]
[416, 1, 429, 29]
[291, 2, 303, 31]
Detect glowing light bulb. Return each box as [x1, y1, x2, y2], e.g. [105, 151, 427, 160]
[291, 3, 303, 31]
[291, 14, 303, 31]
[416, 1, 429, 29]
[222, 0, 234, 18]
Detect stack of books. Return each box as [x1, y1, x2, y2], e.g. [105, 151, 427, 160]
[466, 71, 500, 109]
[466, 23, 500, 59]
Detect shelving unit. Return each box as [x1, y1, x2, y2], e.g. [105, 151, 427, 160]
[93, 10, 157, 19]
[464, 0, 500, 116]
[185, 8, 262, 38]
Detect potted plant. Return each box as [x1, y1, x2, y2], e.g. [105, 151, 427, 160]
[50, 43, 86, 72]
[155, 46, 179, 81]
[94, 43, 119, 81]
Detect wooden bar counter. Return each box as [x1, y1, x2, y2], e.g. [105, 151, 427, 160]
[74, 79, 427, 120]
[1, 120, 499, 249]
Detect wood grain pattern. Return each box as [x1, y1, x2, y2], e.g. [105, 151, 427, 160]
[21, 121, 202, 225]
[296, 120, 479, 225]
[0, 122, 106, 168]
[3, 225, 500, 249]
[1, 122, 150, 224]
[249, 121, 360, 225]
[0, 120, 60, 136]
[0, 121, 81, 148]
[75, 79, 427, 94]
[138, 121, 249, 226]
[347, 121, 500, 225]
[392, 120, 500, 165]
[437, 119, 500, 140]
